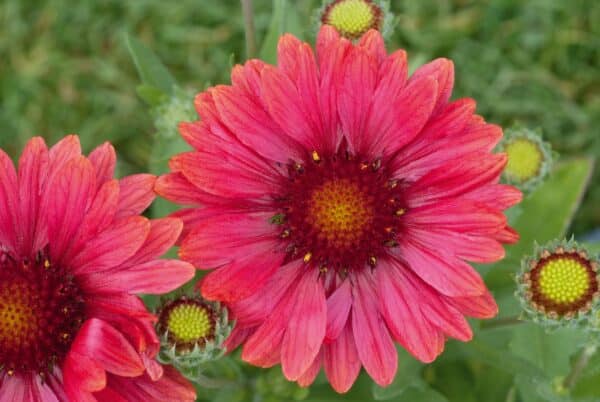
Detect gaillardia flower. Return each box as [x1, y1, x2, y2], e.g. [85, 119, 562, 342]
[0, 136, 196, 401]
[156, 27, 521, 392]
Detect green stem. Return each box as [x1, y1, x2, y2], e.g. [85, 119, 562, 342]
[563, 344, 597, 389]
[240, 0, 257, 58]
[480, 316, 524, 330]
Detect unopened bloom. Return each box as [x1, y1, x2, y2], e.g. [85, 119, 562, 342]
[156, 27, 521, 392]
[0, 136, 196, 401]
[318, 0, 394, 40]
[517, 239, 599, 328]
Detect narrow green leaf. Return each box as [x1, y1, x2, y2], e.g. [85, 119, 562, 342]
[484, 158, 595, 288]
[125, 33, 177, 94]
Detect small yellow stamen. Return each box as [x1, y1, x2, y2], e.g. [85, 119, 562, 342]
[395, 208, 406, 216]
[312, 150, 321, 163]
[44, 259, 51, 269]
[369, 256, 377, 267]
[304, 252, 313, 263]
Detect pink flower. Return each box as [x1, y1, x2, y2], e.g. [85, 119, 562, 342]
[156, 27, 521, 393]
[0, 136, 196, 401]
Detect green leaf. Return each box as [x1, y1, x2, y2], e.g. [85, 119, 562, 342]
[509, 323, 586, 378]
[125, 33, 177, 95]
[484, 158, 595, 288]
[259, 0, 304, 64]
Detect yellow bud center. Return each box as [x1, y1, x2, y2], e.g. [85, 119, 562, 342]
[322, 0, 381, 39]
[538, 257, 590, 304]
[504, 138, 543, 183]
[167, 302, 212, 343]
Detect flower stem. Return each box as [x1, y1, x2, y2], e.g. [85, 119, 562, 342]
[563, 344, 597, 390]
[240, 0, 257, 59]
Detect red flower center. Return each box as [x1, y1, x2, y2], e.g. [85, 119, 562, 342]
[277, 152, 405, 273]
[0, 253, 85, 375]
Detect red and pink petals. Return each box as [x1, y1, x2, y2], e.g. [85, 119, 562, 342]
[325, 279, 352, 341]
[223, 326, 255, 352]
[242, 308, 288, 367]
[376, 261, 443, 362]
[0, 149, 19, 255]
[375, 76, 438, 156]
[324, 323, 361, 393]
[446, 290, 499, 319]
[297, 351, 323, 388]
[407, 227, 505, 264]
[409, 58, 454, 115]
[179, 212, 278, 268]
[173, 150, 276, 199]
[275, 35, 328, 149]
[338, 46, 378, 155]
[229, 259, 304, 327]
[466, 184, 523, 211]
[352, 271, 397, 387]
[45, 156, 96, 264]
[396, 240, 486, 297]
[89, 142, 117, 187]
[124, 217, 183, 265]
[212, 85, 304, 163]
[63, 351, 107, 397]
[231, 59, 267, 100]
[16, 137, 48, 257]
[154, 171, 223, 206]
[115, 174, 156, 218]
[200, 249, 285, 302]
[98, 367, 196, 402]
[358, 29, 387, 64]
[406, 153, 507, 207]
[405, 200, 507, 236]
[70, 216, 150, 275]
[48, 135, 82, 175]
[82, 259, 194, 294]
[316, 26, 349, 150]
[70, 318, 145, 378]
[281, 270, 327, 380]
[494, 226, 520, 244]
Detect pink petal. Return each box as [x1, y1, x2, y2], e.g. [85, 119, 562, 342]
[281, 270, 327, 380]
[70, 318, 145, 377]
[325, 280, 352, 341]
[200, 249, 285, 302]
[407, 153, 507, 207]
[70, 216, 150, 275]
[446, 290, 498, 319]
[395, 240, 486, 297]
[352, 271, 397, 387]
[324, 323, 361, 393]
[116, 174, 156, 218]
[409, 58, 454, 114]
[82, 259, 195, 294]
[48, 135, 82, 174]
[124, 217, 183, 265]
[0, 149, 18, 255]
[63, 351, 107, 396]
[296, 351, 322, 388]
[154, 171, 222, 206]
[376, 260, 443, 362]
[16, 137, 49, 256]
[338, 46, 378, 155]
[45, 156, 96, 263]
[88, 142, 116, 187]
[179, 212, 277, 268]
[358, 29, 386, 64]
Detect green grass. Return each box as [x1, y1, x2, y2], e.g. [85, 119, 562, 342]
[1, 0, 598, 231]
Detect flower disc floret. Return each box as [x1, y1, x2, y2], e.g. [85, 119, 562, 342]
[321, 0, 382, 39]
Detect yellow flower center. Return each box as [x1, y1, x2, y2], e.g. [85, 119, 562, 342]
[504, 138, 543, 182]
[166, 302, 213, 343]
[0, 282, 39, 341]
[322, 0, 381, 39]
[308, 178, 373, 244]
[538, 256, 590, 304]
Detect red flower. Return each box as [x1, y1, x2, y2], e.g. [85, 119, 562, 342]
[156, 27, 521, 392]
[0, 136, 196, 401]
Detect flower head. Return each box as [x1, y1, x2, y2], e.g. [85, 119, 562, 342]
[517, 239, 599, 327]
[0, 136, 196, 401]
[498, 126, 553, 192]
[156, 27, 521, 392]
[318, 0, 394, 40]
[156, 294, 232, 378]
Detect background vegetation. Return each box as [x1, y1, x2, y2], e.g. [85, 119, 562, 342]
[1, 1, 599, 401]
